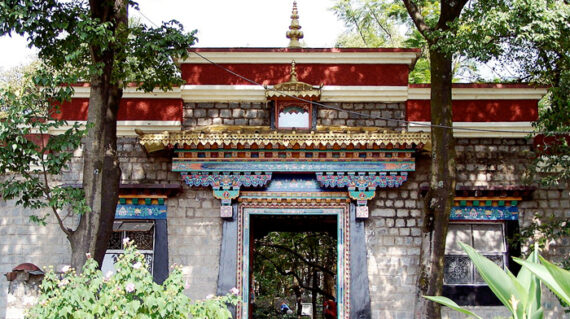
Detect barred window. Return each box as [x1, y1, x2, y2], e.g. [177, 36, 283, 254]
[101, 220, 155, 275]
[444, 223, 507, 285]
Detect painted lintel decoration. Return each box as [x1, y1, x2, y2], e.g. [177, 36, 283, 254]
[451, 196, 522, 221]
[450, 206, 518, 221]
[115, 205, 167, 220]
[138, 125, 430, 153]
[316, 172, 408, 189]
[182, 173, 272, 190]
[174, 161, 415, 173]
[182, 173, 272, 216]
[137, 125, 429, 218]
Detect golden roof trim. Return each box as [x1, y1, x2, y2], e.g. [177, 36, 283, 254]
[137, 125, 431, 151]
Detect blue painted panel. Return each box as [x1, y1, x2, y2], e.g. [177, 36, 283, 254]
[173, 161, 415, 173]
[450, 206, 518, 221]
[115, 205, 167, 220]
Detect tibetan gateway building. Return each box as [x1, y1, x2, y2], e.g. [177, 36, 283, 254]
[1, 13, 568, 318]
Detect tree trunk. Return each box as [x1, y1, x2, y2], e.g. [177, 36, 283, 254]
[414, 49, 456, 319]
[312, 270, 318, 319]
[68, 0, 127, 269]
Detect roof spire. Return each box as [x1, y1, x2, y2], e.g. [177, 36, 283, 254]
[286, 1, 304, 48]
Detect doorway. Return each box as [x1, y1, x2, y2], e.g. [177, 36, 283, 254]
[237, 205, 350, 319]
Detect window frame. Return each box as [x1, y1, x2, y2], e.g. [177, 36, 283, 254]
[444, 222, 508, 286]
[102, 220, 156, 275]
[443, 221, 518, 306]
[272, 100, 314, 130]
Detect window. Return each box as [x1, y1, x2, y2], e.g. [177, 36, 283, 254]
[444, 223, 507, 285]
[273, 100, 313, 130]
[102, 220, 155, 275]
[443, 222, 510, 305]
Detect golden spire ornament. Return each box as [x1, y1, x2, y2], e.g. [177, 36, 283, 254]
[286, 1, 304, 48]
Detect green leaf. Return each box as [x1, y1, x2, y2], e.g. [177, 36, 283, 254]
[423, 296, 483, 319]
[515, 256, 570, 306]
[458, 242, 522, 316]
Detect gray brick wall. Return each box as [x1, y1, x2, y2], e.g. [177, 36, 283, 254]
[183, 102, 407, 130]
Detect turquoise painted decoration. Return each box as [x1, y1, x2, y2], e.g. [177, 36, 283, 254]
[348, 190, 376, 200]
[213, 189, 240, 200]
[450, 206, 518, 221]
[173, 161, 415, 173]
[182, 173, 272, 189]
[317, 172, 408, 189]
[115, 204, 167, 220]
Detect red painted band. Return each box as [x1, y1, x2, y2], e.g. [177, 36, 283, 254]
[406, 99, 539, 122]
[181, 63, 410, 86]
[53, 98, 183, 121]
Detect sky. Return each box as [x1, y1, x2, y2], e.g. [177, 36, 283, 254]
[0, 0, 346, 70]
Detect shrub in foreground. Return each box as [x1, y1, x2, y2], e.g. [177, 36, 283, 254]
[27, 239, 239, 318]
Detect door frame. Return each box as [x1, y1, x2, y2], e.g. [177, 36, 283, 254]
[236, 204, 350, 319]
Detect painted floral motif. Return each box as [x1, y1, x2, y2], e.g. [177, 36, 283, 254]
[317, 173, 408, 189]
[450, 206, 518, 221]
[182, 173, 272, 189]
[115, 205, 167, 220]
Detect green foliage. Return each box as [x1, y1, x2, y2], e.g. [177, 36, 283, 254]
[513, 215, 570, 269]
[332, 0, 409, 47]
[0, 1, 197, 92]
[0, 67, 89, 225]
[26, 240, 239, 319]
[0, 0, 197, 266]
[253, 231, 336, 316]
[426, 243, 570, 319]
[458, 0, 570, 184]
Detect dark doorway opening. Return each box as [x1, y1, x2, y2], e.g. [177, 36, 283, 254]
[250, 214, 338, 319]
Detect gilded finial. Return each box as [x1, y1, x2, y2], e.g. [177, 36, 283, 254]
[290, 60, 298, 82]
[286, 1, 304, 48]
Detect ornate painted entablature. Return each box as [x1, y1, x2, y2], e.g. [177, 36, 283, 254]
[139, 125, 429, 218]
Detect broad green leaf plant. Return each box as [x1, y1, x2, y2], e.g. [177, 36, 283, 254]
[425, 242, 570, 319]
[0, 68, 90, 228]
[26, 240, 239, 319]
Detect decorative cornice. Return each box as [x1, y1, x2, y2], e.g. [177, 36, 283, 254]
[239, 191, 351, 204]
[180, 85, 409, 102]
[49, 120, 181, 137]
[179, 50, 421, 65]
[321, 85, 408, 102]
[181, 85, 265, 102]
[407, 121, 534, 138]
[138, 125, 430, 151]
[408, 87, 548, 100]
[68, 85, 545, 103]
[71, 86, 182, 99]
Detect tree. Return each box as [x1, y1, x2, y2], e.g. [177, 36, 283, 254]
[332, 0, 485, 84]
[253, 231, 336, 318]
[0, 0, 196, 269]
[399, 1, 469, 318]
[459, 0, 570, 185]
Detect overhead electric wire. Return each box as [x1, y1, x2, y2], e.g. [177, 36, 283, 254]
[189, 49, 569, 136]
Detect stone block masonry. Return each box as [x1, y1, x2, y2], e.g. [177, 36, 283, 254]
[184, 102, 270, 127]
[183, 101, 407, 130]
[168, 189, 223, 300]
